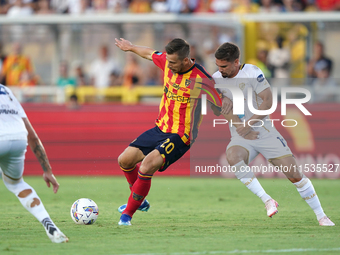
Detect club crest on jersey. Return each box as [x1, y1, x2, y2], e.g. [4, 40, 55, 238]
[185, 79, 191, 88]
[239, 83, 245, 90]
[257, 74, 265, 83]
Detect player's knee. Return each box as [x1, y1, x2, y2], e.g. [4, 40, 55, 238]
[117, 153, 125, 167]
[226, 148, 247, 166]
[140, 158, 163, 175]
[139, 150, 164, 175]
[1, 169, 41, 208]
[118, 152, 135, 169]
[2, 174, 21, 185]
[285, 171, 303, 183]
[3, 177, 22, 194]
[226, 155, 235, 166]
[227, 153, 243, 166]
[3, 179, 40, 207]
[139, 164, 154, 175]
[288, 177, 302, 183]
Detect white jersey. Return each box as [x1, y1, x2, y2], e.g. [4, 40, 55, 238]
[213, 64, 275, 138]
[0, 85, 28, 141]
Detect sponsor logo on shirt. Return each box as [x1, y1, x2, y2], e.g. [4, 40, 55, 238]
[0, 109, 18, 115]
[164, 86, 190, 103]
[168, 81, 189, 92]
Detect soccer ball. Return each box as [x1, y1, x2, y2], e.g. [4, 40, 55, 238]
[70, 198, 99, 225]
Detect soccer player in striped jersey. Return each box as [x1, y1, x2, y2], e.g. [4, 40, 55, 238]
[114, 38, 257, 225]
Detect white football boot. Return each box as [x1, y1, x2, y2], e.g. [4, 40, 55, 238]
[47, 230, 69, 243]
[319, 216, 335, 226]
[42, 217, 69, 243]
[265, 199, 279, 218]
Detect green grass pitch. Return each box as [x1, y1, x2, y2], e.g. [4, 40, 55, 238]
[0, 176, 339, 255]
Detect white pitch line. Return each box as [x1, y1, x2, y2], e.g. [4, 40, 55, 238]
[121, 247, 340, 255]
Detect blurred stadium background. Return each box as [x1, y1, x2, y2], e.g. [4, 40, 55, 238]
[1, 1, 339, 178]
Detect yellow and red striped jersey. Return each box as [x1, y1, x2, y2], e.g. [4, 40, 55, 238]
[1, 54, 33, 86]
[152, 51, 221, 145]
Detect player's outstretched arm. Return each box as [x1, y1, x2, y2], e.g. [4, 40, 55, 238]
[115, 38, 155, 61]
[23, 118, 60, 193]
[210, 103, 222, 116]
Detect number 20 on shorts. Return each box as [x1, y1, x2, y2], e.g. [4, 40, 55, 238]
[160, 138, 175, 154]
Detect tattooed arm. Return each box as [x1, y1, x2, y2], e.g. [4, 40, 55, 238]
[23, 118, 60, 193]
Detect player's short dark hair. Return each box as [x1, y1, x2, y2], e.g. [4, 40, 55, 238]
[165, 38, 190, 60]
[215, 42, 240, 62]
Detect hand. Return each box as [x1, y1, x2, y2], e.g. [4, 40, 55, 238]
[221, 97, 232, 115]
[210, 104, 221, 116]
[115, 38, 133, 52]
[244, 130, 260, 140]
[43, 171, 59, 194]
[236, 125, 252, 138]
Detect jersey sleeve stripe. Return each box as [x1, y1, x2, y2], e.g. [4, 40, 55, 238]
[194, 63, 213, 79]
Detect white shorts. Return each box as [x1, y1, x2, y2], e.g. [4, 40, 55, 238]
[227, 130, 292, 164]
[0, 140, 27, 179]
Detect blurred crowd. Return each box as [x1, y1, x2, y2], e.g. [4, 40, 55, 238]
[0, 42, 164, 88]
[0, 0, 339, 16]
[253, 38, 338, 103]
[0, 37, 338, 104]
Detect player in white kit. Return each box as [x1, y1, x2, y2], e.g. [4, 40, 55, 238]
[0, 85, 69, 242]
[212, 43, 334, 226]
